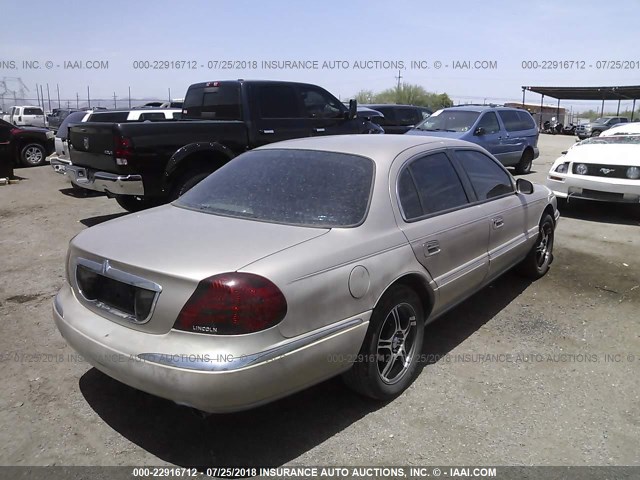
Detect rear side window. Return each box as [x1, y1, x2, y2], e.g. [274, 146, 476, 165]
[88, 112, 129, 122]
[455, 150, 514, 200]
[183, 84, 242, 120]
[24, 108, 44, 115]
[138, 112, 166, 121]
[517, 111, 536, 130]
[497, 110, 522, 132]
[398, 152, 469, 219]
[256, 85, 301, 118]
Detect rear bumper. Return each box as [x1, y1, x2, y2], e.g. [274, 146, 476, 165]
[66, 165, 144, 196]
[53, 284, 370, 413]
[49, 156, 71, 174]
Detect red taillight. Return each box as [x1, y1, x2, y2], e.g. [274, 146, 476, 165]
[114, 135, 133, 165]
[174, 273, 287, 335]
[10, 128, 21, 135]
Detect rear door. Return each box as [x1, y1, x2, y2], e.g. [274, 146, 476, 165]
[452, 148, 529, 280]
[0, 120, 11, 169]
[395, 150, 489, 313]
[249, 83, 310, 146]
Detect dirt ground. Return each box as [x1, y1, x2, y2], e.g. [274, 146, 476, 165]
[0, 134, 638, 468]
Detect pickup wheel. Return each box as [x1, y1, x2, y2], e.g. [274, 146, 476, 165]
[590, 130, 601, 137]
[20, 143, 47, 167]
[170, 170, 213, 200]
[115, 195, 162, 213]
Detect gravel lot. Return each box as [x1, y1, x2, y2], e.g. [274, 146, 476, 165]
[0, 134, 638, 468]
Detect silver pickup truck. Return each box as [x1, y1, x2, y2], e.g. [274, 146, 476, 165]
[576, 116, 629, 139]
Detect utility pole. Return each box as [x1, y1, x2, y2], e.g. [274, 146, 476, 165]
[87, 86, 91, 108]
[128, 86, 131, 108]
[46, 83, 51, 111]
[56, 84, 61, 108]
[395, 70, 403, 90]
[113, 92, 117, 109]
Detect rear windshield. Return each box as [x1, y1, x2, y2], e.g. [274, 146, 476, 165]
[415, 109, 480, 132]
[57, 111, 87, 139]
[24, 108, 44, 115]
[175, 149, 375, 228]
[182, 84, 241, 120]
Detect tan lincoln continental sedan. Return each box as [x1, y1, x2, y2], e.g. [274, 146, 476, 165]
[53, 135, 559, 413]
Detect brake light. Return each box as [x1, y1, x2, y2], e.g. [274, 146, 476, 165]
[114, 135, 133, 165]
[174, 273, 287, 335]
[205, 81, 220, 87]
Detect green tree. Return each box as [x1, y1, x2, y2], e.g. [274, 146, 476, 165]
[365, 83, 453, 110]
[354, 89, 375, 104]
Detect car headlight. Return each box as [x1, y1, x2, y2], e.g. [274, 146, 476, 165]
[575, 163, 589, 175]
[627, 166, 640, 179]
[555, 162, 569, 174]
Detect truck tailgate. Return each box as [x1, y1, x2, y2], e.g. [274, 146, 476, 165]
[69, 123, 120, 172]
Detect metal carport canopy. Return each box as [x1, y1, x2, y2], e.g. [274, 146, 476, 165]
[522, 85, 640, 100]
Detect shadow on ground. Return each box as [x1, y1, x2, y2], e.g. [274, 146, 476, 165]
[80, 212, 128, 227]
[79, 272, 531, 467]
[59, 187, 105, 198]
[559, 199, 640, 226]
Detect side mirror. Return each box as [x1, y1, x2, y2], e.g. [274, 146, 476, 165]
[348, 99, 357, 120]
[474, 126, 485, 136]
[516, 178, 534, 194]
[561, 150, 568, 155]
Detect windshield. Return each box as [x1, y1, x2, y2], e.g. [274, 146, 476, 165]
[414, 109, 480, 132]
[592, 118, 611, 123]
[578, 136, 640, 146]
[175, 149, 375, 228]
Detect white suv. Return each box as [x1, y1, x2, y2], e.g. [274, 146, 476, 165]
[9, 106, 47, 127]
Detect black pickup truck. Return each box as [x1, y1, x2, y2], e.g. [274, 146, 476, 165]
[67, 80, 376, 211]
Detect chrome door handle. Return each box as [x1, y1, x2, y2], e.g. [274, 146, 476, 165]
[259, 129, 275, 134]
[314, 127, 326, 133]
[423, 240, 441, 256]
[492, 217, 504, 229]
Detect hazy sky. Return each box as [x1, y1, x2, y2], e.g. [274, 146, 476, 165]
[1, 0, 639, 112]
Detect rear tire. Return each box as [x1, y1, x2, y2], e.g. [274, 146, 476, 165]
[115, 195, 162, 213]
[517, 213, 555, 279]
[514, 149, 534, 175]
[591, 130, 601, 137]
[20, 143, 47, 167]
[343, 284, 424, 400]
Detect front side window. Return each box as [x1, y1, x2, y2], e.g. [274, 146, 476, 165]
[299, 86, 343, 119]
[455, 150, 514, 200]
[176, 149, 374, 228]
[476, 112, 500, 134]
[398, 152, 469, 219]
[396, 108, 421, 126]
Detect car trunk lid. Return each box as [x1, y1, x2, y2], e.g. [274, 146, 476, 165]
[68, 205, 329, 334]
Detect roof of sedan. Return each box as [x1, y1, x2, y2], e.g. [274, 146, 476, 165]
[258, 134, 475, 160]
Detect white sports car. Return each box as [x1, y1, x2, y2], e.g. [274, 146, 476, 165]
[547, 135, 640, 203]
[600, 122, 640, 137]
